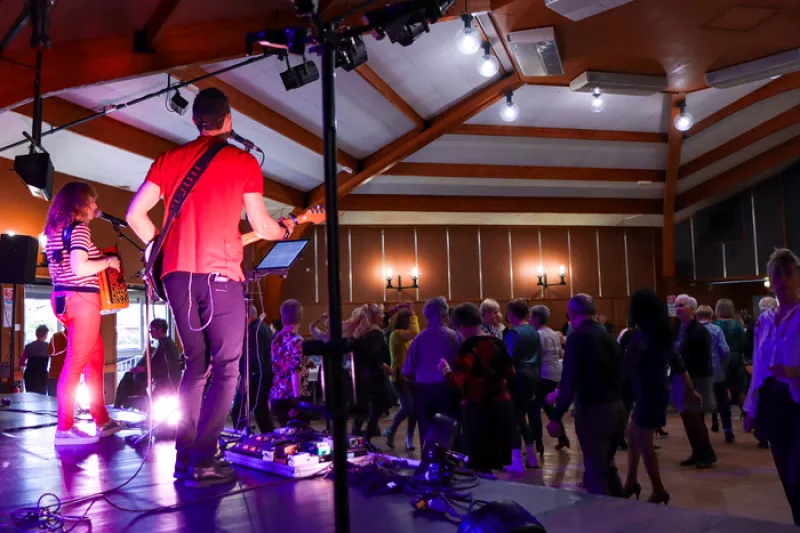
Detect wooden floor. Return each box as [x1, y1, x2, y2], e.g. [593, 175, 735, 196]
[381, 406, 794, 525]
[0, 394, 795, 533]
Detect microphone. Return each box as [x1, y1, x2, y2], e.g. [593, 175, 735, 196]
[95, 210, 128, 228]
[231, 130, 264, 154]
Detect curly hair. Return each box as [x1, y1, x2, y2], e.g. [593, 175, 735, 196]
[343, 304, 384, 339]
[44, 182, 97, 239]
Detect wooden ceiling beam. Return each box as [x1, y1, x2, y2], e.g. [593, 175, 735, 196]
[676, 134, 800, 212]
[0, 12, 303, 113]
[14, 96, 305, 208]
[135, 0, 185, 52]
[686, 72, 800, 139]
[390, 162, 665, 182]
[355, 64, 425, 130]
[171, 66, 359, 172]
[449, 123, 667, 143]
[680, 105, 800, 179]
[662, 94, 685, 284]
[308, 73, 525, 205]
[339, 194, 662, 215]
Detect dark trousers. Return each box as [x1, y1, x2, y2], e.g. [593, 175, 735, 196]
[353, 377, 389, 441]
[414, 382, 451, 446]
[681, 411, 715, 462]
[389, 380, 416, 438]
[757, 379, 800, 526]
[711, 381, 732, 431]
[231, 375, 274, 434]
[574, 400, 626, 497]
[47, 378, 59, 397]
[512, 369, 539, 448]
[537, 378, 565, 439]
[23, 370, 47, 395]
[164, 272, 245, 468]
[114, 371, 145, 409]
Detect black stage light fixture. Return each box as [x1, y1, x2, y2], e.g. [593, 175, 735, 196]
[168, 90, 189, 115]
[335, 35, 368, 71]
[365, 0, 455, 47]
[14, 152, 53, 200]
[290, 0, 318, 17]
[281, 57, 320, 91]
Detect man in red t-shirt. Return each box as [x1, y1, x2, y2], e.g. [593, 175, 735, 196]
[127, 88, 295, 487]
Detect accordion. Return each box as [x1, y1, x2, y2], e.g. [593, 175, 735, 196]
[97, 247, 129, 315]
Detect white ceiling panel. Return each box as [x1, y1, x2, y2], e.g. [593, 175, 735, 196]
[681, 89, 800, 164]
[405, 134, 668, 169]
[686, 79, 773, 122]
[61, 74, 324, 191]
[356, 175, 663, 198]
[0, 111, 154, 190]
[339, 211, 663, 227]
[679, 124, 800, 193]
[468, 85, 670, 132]
[362, 18, 501, 119]
[676, 156, 800, 222]
[204, 56, 416, 158]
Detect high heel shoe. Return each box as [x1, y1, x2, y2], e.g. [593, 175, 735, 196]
[649, 492, 670, 506]
[555, 436, 570, 451]
[623, 483, 641, 500]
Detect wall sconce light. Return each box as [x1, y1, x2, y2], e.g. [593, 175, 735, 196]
[386, 267, 420, 291]
[537, 265, 566, 289]
[764, 277, 771, 289]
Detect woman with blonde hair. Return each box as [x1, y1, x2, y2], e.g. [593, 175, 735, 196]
[714, 298, 746, 437]
[44, 182, 124, 446]
[347, 304, 392, 442]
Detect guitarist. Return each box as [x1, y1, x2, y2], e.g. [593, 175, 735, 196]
[126, 87, 295, 488]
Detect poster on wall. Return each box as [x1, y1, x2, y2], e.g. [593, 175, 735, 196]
[667, 295, 677, 317]
[3, 288, 12, 328]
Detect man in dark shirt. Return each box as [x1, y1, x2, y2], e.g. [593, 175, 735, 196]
[231, 306, 274, 433]
[548, 294, 625, 497]
[20, 325, 51, 394]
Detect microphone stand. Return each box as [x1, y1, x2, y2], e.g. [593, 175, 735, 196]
[110, 223, 144, 252]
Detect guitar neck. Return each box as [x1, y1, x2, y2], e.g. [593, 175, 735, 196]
[241, 214, 311, 247]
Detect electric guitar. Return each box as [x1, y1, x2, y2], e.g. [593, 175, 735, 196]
[144, 205, 326, 301]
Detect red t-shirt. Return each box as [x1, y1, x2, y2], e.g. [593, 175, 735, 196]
[145, 137, 264, 281]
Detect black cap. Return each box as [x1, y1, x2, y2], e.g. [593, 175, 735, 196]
[192, 88, 231, 130]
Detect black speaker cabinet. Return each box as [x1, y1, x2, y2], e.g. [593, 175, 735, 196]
[0, 234, 39, 284]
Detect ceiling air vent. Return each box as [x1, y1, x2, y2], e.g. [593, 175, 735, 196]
[545, 0, 635, 22]
[569, 71, 667, 96]
[506, 27, 563, 77]
[706, 49, 800, 89]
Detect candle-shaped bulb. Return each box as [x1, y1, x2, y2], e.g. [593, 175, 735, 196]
[411, 267, 419, 278]
[386, 267, 393, 279]
[537, 265, 544, 276]
[559, 265, 566, 275]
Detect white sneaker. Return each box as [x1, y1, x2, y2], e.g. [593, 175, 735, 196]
[55, 426, 100, 446]
[97, 419, 126, 437]
[504, 449, 526, 473]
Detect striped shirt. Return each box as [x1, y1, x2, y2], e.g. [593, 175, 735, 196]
[46, 223, 102, 290]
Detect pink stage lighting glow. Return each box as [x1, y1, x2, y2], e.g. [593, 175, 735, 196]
[76, 383, 91, 410]
[152, 396, 180, 426]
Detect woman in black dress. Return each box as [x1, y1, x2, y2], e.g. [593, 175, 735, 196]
[623, 289, 700, 505]
[439, 303, 515, 473]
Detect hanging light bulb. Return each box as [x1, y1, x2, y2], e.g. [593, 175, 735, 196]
[477, 42, 499, 78]
[590, 87, 605, 113]
[499, 91, 520, 123]
[455, 14, 481, 55]
[673, 101, 694, 132]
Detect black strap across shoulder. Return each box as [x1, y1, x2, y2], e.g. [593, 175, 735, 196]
[143, 141, 229, 279]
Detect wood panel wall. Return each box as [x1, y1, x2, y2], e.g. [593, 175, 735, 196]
[280, 225, 661, 336]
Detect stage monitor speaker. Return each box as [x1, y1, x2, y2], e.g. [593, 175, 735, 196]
[0, 234, 39, 284]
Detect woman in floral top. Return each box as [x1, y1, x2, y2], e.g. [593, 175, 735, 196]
[439, 302, 515, 473]
[270, 299, 310, 426]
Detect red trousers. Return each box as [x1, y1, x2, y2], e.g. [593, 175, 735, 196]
[51, 291, 110, 431]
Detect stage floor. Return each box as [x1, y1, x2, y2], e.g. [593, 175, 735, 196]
[0, 393, 795, 533]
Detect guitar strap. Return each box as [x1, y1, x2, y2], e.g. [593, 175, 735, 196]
[143, 141, 229, 282]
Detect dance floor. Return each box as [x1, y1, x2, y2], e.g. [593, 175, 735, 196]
[0, 393, 794, 533]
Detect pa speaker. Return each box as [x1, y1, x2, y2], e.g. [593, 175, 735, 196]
[14, 153, 54, 201]
[0, 234, 39, 284]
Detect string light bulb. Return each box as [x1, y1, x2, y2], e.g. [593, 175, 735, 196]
[673, 101, 694, 132]
[499, 91, 520, 123]
[455, 14, 481, 55]
[590, 87, 605, 113]
[477, 42, 499, 78]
